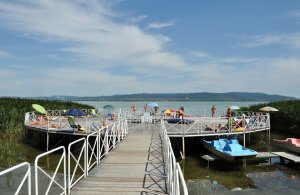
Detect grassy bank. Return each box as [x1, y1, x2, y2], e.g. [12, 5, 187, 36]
[242, 100, 300, 135]
[0, 97, 94, 168]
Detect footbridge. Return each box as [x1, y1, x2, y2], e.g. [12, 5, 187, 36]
[0, 119, 188, 195]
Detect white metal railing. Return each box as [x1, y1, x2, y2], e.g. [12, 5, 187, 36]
[68, 138, 86, 194]
[24, 109, 105, 133]
[2, 118, 128, 194]
[163, 112, 270, 137]
[0, 162, 31, 195]
[35, 146, 66, 195]
[161, 121, 188, 195]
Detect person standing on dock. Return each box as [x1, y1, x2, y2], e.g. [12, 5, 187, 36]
[226, 107, 232, 118]
[131, 104, 137, 113]
[211, 105, 216, 117]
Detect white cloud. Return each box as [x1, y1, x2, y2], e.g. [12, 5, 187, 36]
[0, 50, 12, 58]
[146, 22, 174, 29]
[0, 1, 299, 98]
[126, 15, 147, 23]
[190, 51, 209, 58]
[0, 69, 14, 77]
[239, 33, 300, 49]
[0, 1, 183, 72]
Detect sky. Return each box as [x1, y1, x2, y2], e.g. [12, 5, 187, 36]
[0, 0, 300, 98]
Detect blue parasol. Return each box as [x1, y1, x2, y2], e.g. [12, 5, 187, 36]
[62, 108, 87, 117]
[147, 102, 159, 107]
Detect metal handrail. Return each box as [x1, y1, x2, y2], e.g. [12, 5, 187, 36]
[2, 118, 128, 195]
[161, 121, 188, 195]
[0, 162, 31, 195]
[176, 163, 188, 194]
[87, 130, 99, 173]
[35, 146, 66, 195]
[68, 138, 86, 194]
[162, 113, 270, 137]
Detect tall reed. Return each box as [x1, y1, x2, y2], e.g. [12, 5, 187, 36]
[0, 97, 94, 168]
[242, 100, 300, 135]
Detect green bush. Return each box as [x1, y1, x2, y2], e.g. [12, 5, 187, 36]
[0, 97, 94, 167]
[242, 100, 300, 135]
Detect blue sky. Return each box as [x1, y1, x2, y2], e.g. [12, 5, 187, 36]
[1, 0, 300, 98]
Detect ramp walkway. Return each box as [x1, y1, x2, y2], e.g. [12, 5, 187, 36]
[71, 124, 168, 194]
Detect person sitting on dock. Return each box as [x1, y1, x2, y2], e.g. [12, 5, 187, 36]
[204, 125, 215, 132]
[177, 106, 185, 119]
[68, 116, 85, 131]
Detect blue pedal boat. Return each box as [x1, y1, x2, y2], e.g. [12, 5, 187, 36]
[202, 139, 258, 161]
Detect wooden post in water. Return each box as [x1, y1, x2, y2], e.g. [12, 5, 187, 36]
[46, 131, 49, 151]
[243, 131, 246, 147]
[243, 114, 246, 147]
[182, 136, 185, 159]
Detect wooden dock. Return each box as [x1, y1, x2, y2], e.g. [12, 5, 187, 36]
[70, 124, 168, 195]
[272, 152, 300, 163]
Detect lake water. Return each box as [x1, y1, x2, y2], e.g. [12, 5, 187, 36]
[2, 101, 300, 194]
[76, 100, 265, 116]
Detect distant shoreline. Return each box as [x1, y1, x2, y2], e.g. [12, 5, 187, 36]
[30, 92, 297, 102]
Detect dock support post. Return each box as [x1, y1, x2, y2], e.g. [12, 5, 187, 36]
[268, 113, 271, 150]
[243, 131, 246, 147]
[46, 131, 49, 151]
[182, 136, 185, 159]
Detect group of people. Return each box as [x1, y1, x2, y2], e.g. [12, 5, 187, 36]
[131, 104, 239, 119]
[131, 104, 159, 114]
[211, 105, 236, 118]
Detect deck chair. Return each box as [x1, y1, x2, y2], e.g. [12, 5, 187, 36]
[68, 116, 85, 131]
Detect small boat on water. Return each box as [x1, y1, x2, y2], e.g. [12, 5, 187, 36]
[273, 138, 300, 154]
[202, 139, 258, 161]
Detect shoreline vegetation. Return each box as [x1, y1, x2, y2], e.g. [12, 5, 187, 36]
[0, 97, 300, 168]
[241, 100, 300, 135]
[0, 98, 94, 168]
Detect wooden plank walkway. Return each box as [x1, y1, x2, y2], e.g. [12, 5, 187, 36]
[71, 124, 168, 195]
[272, 152, 300, 163]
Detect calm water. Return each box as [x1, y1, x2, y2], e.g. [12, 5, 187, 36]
[2, 101, 300, 194]
[76, 100, 265, 116]
[178, 131, 300, 195]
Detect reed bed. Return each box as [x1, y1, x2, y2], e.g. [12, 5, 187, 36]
[0, 97, 94, 168]
[242, 100, 300, 134]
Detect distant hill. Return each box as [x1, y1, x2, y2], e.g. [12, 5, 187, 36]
[32, 92, 297, 101]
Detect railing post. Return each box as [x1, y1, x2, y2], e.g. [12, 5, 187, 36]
[105, 126, 109, 155]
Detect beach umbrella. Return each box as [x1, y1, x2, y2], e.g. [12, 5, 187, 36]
[229, 105, 240, 110]
[103, 105, 114, 110]
[32, 104, 47, 114]
[103, 104, 114, 115]
[62, 108, 87, 117]
[164, 109, 172, 114]
[147, 102, 159, 108]
[259, 106, 279, 112]
[164, 109, 176, 114]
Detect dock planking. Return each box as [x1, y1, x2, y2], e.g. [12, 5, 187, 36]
[70, 124, 168, 195]
[272, 152, 300, 163]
